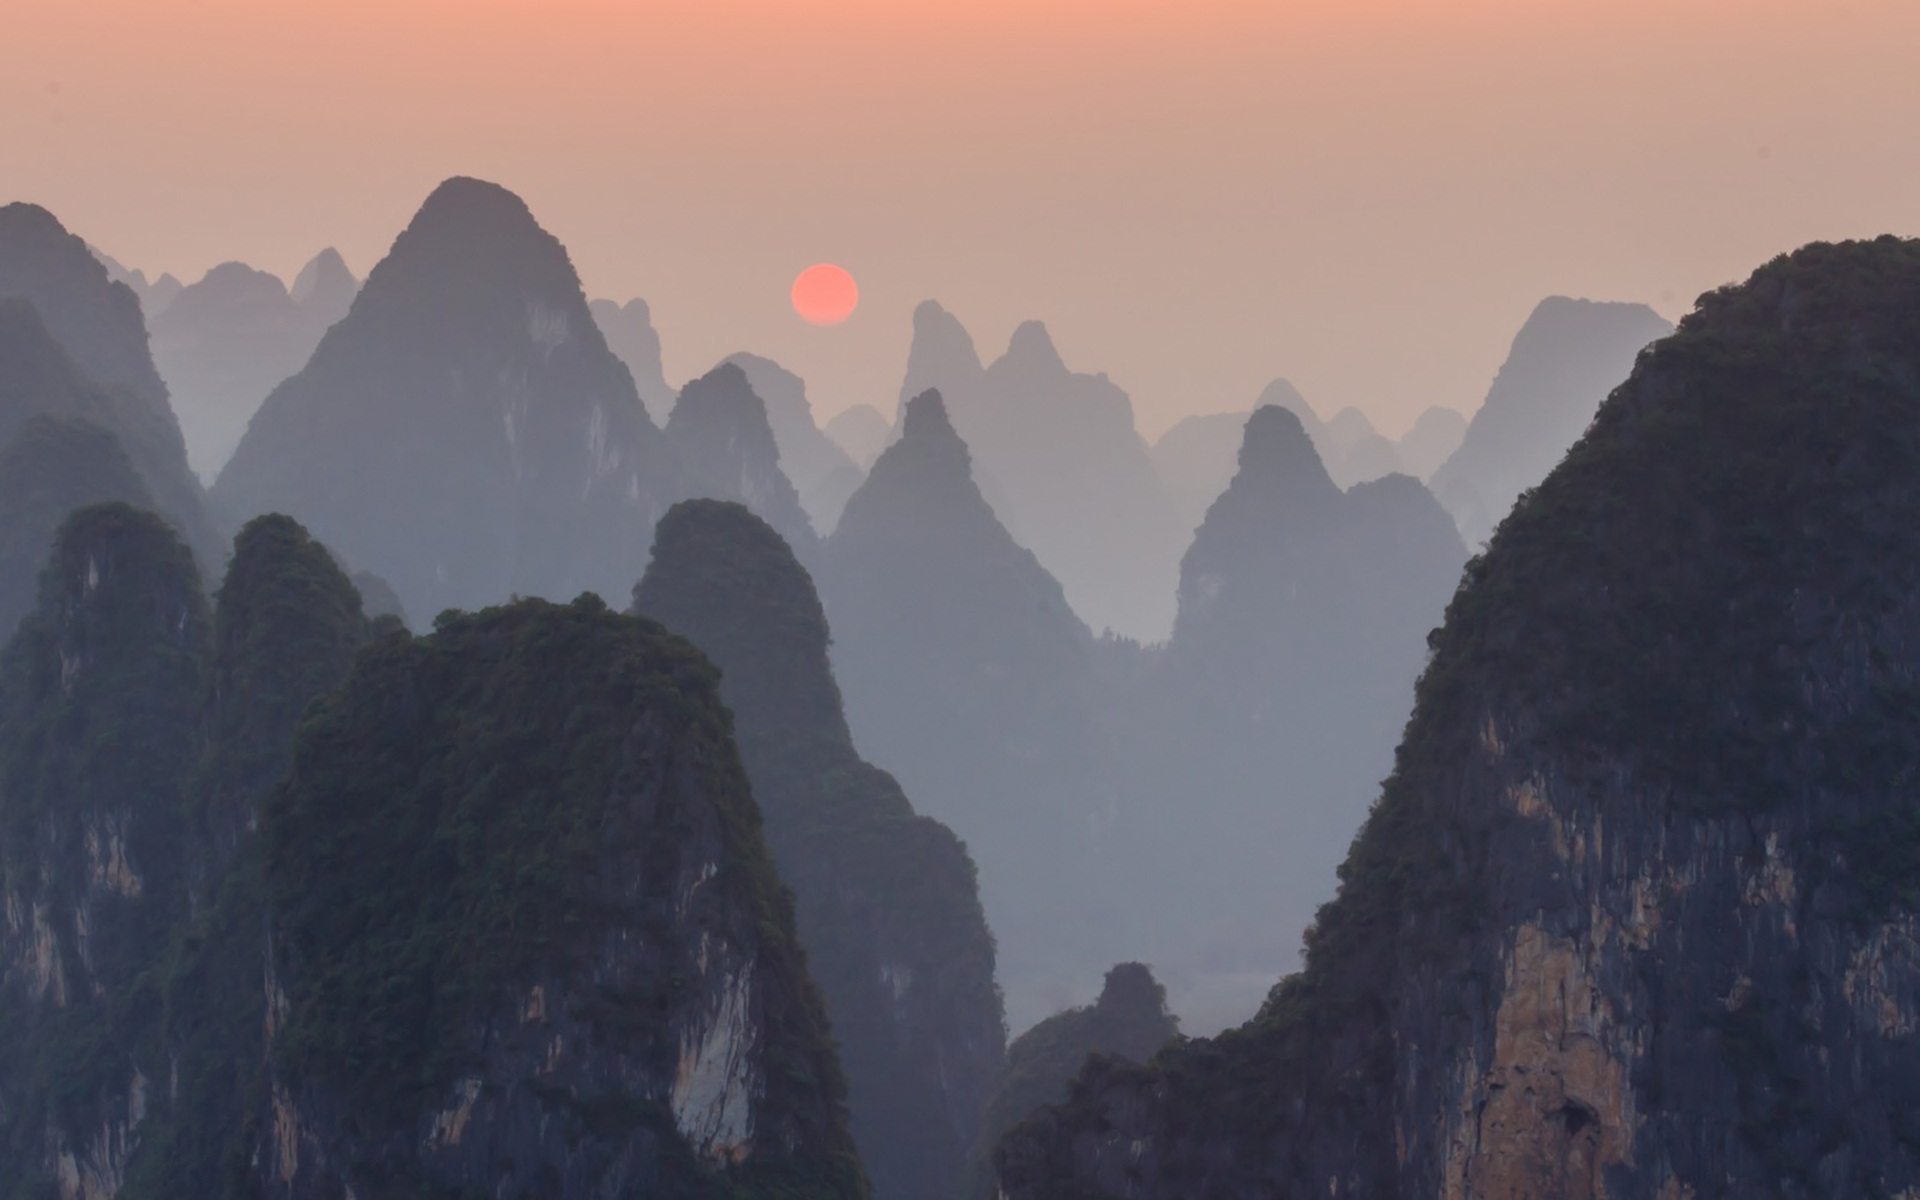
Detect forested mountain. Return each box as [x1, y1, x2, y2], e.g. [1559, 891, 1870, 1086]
[214, 177, 676, 619]
[1429, 295, 1672, 545]
[820, 390, 1119, 1026]
[0, 416, 153, 636]
[635, 499, 1003, 1200]
[1001, 237, 1920, 1200]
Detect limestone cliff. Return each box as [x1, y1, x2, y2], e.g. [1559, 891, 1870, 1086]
[253, 596, 865, 1199]
[635, 499, 1004, 1200]
[999, 238, 1920, 1198]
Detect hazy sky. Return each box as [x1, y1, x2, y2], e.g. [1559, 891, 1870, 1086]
[8, 0, 1919, 438]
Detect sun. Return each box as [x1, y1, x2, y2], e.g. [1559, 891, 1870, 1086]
[792, 263, 859, 326]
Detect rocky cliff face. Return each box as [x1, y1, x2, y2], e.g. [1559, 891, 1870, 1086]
[820, 391, 1118, 1028]
[635, 499, 1004, 1200]
[999, 237, 1920, 1199]
[214, 176, 675, 619]
[0, 205, 222, 573]
[0, 503, 210, 1200]
[590, 296, 676, 423]
[254, 596, 865, 1199]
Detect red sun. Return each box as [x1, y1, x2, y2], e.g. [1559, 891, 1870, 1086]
[792, 263, 859, 326]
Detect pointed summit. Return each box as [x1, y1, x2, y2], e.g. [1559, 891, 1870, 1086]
[899, 301, 984, 411]
[665, 362, 813, 551]
[289, 248, 358, 326]
[1232, 404, 1340, 498]
[1002, 320, 1066, 375]
[590, 297, 674, 422]
[721, 352, 862, 533]
[213, 177, 669, 620]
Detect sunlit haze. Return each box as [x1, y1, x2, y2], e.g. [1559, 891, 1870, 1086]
[8, 0, 1918, 434]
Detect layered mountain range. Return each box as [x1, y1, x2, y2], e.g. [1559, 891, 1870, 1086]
[999, 237, 1920, 1199]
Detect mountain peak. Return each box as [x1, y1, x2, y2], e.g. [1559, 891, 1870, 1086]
[290, 247, 358, 319]
[898, 387, 962, 447]
[1235, 403, 1337, 495]
[1002, 319, 1064, 374]
[901, 301, 984, 408]
[666, 363, 814, 548]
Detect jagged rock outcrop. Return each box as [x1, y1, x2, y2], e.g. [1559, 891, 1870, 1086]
[820, 390, 1117, 1027]
[0, 503, 211, 1199]
[0, 206, 221, 570]
[590, 296, 676, 423]
[723, 353, 864, 532]
[664, 363, 816, 553]
[254, 595, 865, 1199]
[1430, 295, 1673, 545]
[1000, 237, 1920, 1200]
[635, 499, 1003, 1200]
[972, 964, 1177, 1199]
[897, 302, 1184, 640]
[151, 255, 360, 480]
[214, 177, 675, 620]
[0, 416, 154, 637]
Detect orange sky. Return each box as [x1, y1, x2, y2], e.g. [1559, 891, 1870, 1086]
[6, 0, 1920, 436]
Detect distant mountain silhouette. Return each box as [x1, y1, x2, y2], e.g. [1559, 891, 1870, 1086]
[214, 177, 674, 619]
[820, 389, 1120, 1026]
[724, 352, 865, 532]
[92, 246, 183, 319]
[663, 362, 815, 552]
[1113, 406, 1465, 1029]
[1393, 404, 1468, 478]
[0, 288, 218, 573]
[898, 302, 1185, 639]
[151, 255, 361, 479]
[1149, 410, 1259, 536]
[588, 296, 675, 423]
[825, 403, 890, 468]
[0, 204, 217, 566]
[1429, 296, 1672, 544]
[0, 416, 153, 637]
[636, 499, 1003, 1200]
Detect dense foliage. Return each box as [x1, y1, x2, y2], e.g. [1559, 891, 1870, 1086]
[0, 415, 153, 637]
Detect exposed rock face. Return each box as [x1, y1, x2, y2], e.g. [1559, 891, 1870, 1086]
[1429, 295, 1672, 545]
[898, 302, 1185, 640]
[999, 237, 1920, 1200]
[635, 499, 1004, 1200]
[214, 177, 674, 620]
[973, 964, 1177, 1198]
[255, 596, 864, 1199]
[0, 416, 153, 638]
[820, 391, 1117, 1027]
[723, 353, 865, 533]
[664, 363, 816, 553]
[0, 503, 210, 1199]
[0, 207, 221, 571]
[590, 296, 676, 423]
[151, 255, 359, 480]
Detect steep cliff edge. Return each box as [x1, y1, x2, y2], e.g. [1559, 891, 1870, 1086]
[0, 504, 210, 1200]
[1001, 238, 1920, 1199]
[635, 499, 1004, 1200]
[255, 595, 865, 1199]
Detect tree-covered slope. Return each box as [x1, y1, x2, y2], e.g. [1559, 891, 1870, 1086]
[255, 595, 865, 1199]
[1001, 237, 1920, 1199]
[635, 499, 1003, 1200]
[0, 503, 210, 1199]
